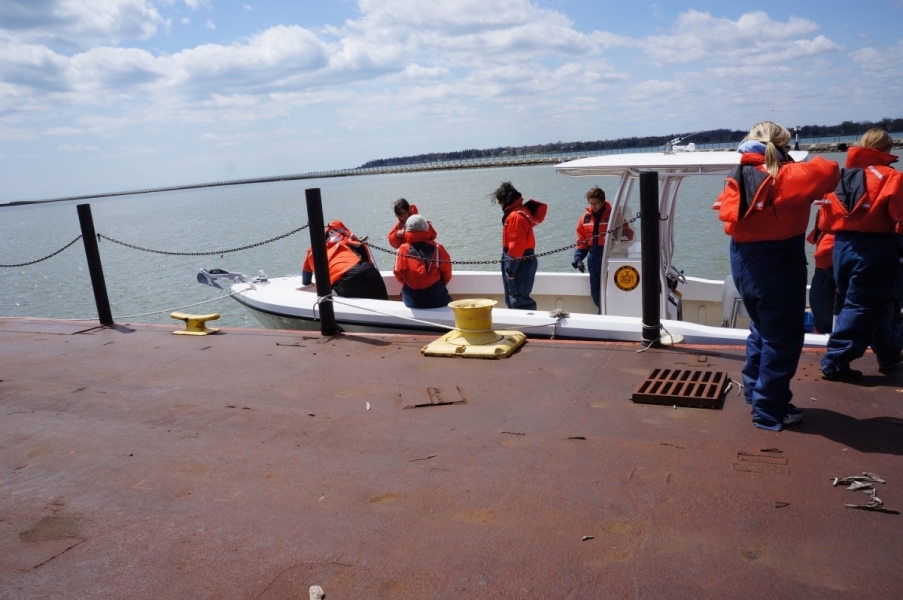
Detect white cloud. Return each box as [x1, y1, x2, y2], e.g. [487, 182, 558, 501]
[58, 143, 100, 151]
[642, 10, 841, 65]
[401, 63, 449, 80]
[243, 4, 253, 11]
[205, 19, 215, 30]
[42, 126, 84, 135]
[0, 1, 890, 183]
[185, 0, 212, 9]
[850, 41, 903, 75]
[0, 0, 164, 48]
[181, 17, 190, 25]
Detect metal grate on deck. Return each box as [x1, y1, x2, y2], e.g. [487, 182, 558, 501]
[630, 369, 728, 408]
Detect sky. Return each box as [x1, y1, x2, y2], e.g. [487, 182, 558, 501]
[1, 0, 902, 202]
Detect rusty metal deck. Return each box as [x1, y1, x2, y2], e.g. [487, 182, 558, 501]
[1, 317, 902, 599]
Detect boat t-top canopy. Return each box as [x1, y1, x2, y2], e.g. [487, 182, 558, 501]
[555, 150, 809, 178]
[552, 149, 808, 318]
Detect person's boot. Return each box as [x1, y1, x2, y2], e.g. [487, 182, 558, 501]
[820, 366, 863, 381]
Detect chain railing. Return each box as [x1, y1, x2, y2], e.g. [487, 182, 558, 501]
[364, 213, 647, 265]
[0, 235, 83, 268]
[96, 224, 309, 257]
[2, 213, 660, 270]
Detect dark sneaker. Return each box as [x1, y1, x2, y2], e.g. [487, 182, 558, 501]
[783, 411, 803, 426]
[878, 353, 903, 372]
[821, 367, 863, 381]
[784, 403, 802, 416]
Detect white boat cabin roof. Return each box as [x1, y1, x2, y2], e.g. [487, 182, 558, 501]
[555, 150, 809, 178]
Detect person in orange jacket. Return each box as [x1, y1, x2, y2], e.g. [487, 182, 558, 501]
[818, 129, 903, 380]
[387, 198, 436, 249]
[713, 121, 839, 430]
[324, 220, 376, 264]
[572, 186, 634, 313]
[302, 222, 388, 300]
[490, 182, 547, 310]
[393, 214, 453, 309]
[806, 209, 836, 334]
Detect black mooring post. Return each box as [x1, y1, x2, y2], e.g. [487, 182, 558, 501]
[639, 172, 660, 347]
[305, 188, 339, 336]
[76, 204, 114, 326]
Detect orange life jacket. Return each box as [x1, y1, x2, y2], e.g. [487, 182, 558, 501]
[815, 147, 903, 234]
[393, 229, 452, 290]
[302, 241, 362, 285]
[576, 203, 634, 250]
[713, 154, 839, 243]
[502, 197, 547, 258]
[327, 220, 374, 263]
[806, 209, 834, 269]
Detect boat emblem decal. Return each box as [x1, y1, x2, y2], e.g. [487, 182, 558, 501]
[614, 265, 640, 291]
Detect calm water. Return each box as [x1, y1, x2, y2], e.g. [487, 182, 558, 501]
[0, 154, 849, 328]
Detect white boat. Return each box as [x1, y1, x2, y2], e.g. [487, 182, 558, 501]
[197, 148, 829, 347]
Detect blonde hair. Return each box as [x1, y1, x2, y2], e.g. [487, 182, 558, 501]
[743, 121, 791, 180]
[859, 128, 893, 153]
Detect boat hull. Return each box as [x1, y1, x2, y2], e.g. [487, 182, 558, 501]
[228, 272, 829, 347]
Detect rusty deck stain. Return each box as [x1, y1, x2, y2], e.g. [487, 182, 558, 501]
[1, 317, 902, 598]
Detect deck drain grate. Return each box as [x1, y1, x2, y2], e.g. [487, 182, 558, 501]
[630, 369, 728, 408]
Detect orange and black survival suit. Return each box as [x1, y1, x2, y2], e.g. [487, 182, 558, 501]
[806, 209, 836, 334]
[713, 138, 838, 431]
[573, 195, 634, 312]
[392, 215, 453, 309]
[496, 183, 547, 310]
[817, 144, 903, 379]
[302, 221, 388, 300]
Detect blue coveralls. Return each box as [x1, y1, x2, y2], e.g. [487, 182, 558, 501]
[401, 281, 452, 309]
[809, 266, 836, 334]
[573, 215, 606, 314]
[730, 235, 808, 431]
[893, 234, 903, 336]
[502, 249, 537, 310]
[821, 232, 903, 373]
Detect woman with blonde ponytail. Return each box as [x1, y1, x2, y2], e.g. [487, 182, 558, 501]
[713, 121, 840, 431]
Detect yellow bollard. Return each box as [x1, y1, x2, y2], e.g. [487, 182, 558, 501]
[170, 312, 221, 335]
[421, 299, 526, 359]
[447, 299, 503, 345]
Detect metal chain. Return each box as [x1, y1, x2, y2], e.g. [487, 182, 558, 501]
[365, 213, 650, 265]
[0, 235, 83, 268]
[96, 224, 309, 257]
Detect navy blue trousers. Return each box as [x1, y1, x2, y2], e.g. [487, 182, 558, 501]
[401, 280, 453, 309]
[502, 249, 538, 310]
[893, 234, 903, 337]
[809, 266, 836, 334]
[730, 235, 807, 431]
[588, 249, 603, 313]
[821, 232, 902, 372]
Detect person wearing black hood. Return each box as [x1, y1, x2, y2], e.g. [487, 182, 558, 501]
[489, 182, 547, 310]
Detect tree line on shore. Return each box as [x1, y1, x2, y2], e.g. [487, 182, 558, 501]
[360, 117, 903, 168]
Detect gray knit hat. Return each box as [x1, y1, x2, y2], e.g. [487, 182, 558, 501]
[405, 214, 429, 232]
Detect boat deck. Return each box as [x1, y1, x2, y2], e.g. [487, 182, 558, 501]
[1, 318, 902, 599]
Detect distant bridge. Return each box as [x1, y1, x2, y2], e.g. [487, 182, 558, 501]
[4, 138, 899, 208]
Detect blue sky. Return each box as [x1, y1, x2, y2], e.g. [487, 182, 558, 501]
[1, 0, 901, 201]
